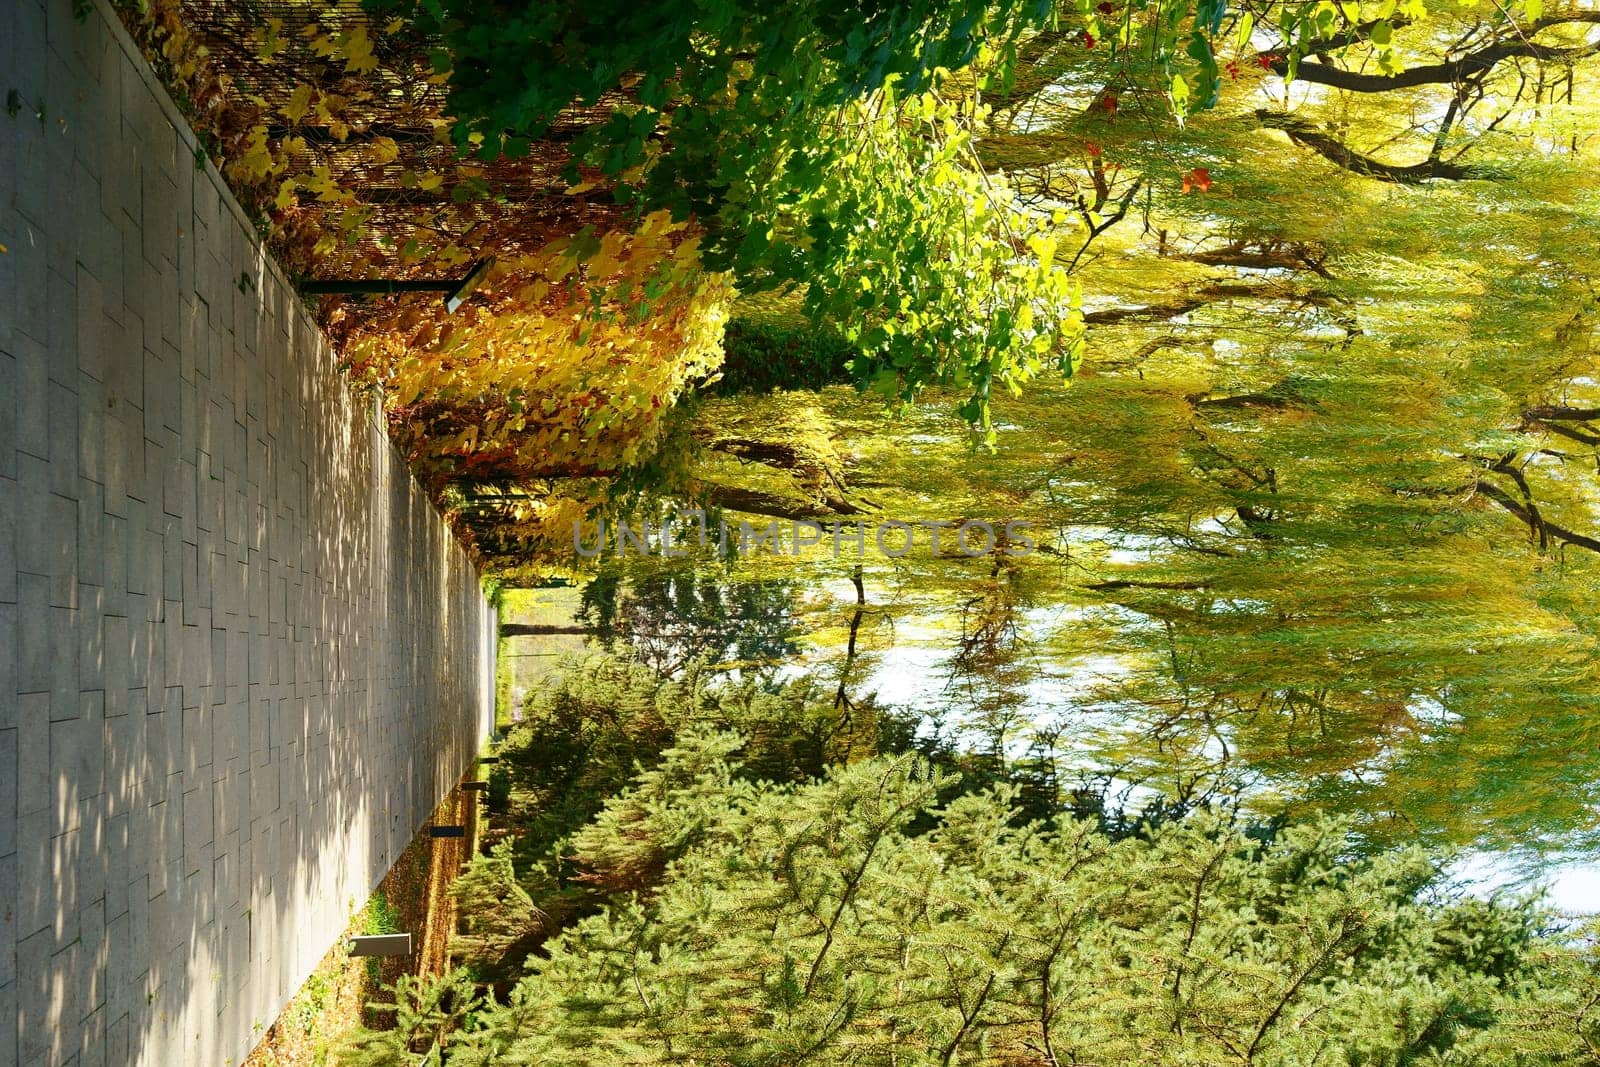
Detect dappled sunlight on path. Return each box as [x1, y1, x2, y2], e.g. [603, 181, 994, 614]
[0, 2, 496, 1063]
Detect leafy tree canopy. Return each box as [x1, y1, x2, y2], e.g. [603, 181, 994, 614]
[349, 714, 1600, 1065]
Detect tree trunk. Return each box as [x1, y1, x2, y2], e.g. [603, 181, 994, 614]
[498, 624, 596, 638]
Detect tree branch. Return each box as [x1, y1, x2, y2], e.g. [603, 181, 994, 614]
[1181, 240, 1334, 278]
[1083, 296, 1210, 326]
[697, 483, 853, 523]
[1528, 421, 1600, 446]
[1191, 393, 1309, 413]
[1085, 578, 1213, 591]
[1256, 111, 1499, 182]
[1245, 911, 1365, 1062]
[1524, 405, 1600, 422]
[499, 623, 594, 637]
[1270, 18, 1600, 93]
[1475, 479, 1600, 555]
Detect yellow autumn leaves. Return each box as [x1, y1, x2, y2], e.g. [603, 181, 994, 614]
[369, 210, 732, 486]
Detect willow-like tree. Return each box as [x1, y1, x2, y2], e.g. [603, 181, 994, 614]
[652, 0, 1600, 856]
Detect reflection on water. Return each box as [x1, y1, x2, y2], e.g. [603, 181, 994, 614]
[1453, 853, 1600, 916]
[516, 563, 1600, 915]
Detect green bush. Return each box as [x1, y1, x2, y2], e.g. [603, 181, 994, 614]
[361, 891, 401, 983]
[709, 319, 858, 395]
[485, 766, 512, 815]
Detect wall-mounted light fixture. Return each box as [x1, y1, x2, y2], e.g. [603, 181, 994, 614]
[348, 933, 413, 957]
[299, 257, 495, 314]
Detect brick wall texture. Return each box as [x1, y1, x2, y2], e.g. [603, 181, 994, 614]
[0, 2, 499, 1063]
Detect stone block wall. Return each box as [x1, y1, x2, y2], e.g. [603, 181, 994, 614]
[0, 2, 497, 1062]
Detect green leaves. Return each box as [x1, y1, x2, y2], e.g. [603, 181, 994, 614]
[1186, 31, 1221, 109]
[1196, 0, 1228, 37]
[396, 752, 1579, 1066]
[668, 73, 1082, 433]
[1171, 71, 1192, 119]
[360, 0, 1097, 430]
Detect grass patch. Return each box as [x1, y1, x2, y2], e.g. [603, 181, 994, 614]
[360, 890, 403, 984]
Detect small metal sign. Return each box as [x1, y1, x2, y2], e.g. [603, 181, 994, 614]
[348, 933, 412, 957]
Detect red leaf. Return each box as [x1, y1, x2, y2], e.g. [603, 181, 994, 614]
[1101, 94, 1118, 114]
[1086, 141, 1103, 158]
[1082, 30, 1096, 48]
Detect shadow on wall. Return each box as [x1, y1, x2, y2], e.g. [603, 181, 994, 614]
[2, 1, 493, 1064]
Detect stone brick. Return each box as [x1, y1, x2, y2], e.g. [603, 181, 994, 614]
[103, 819, 133, 921]
[47, 490, 78, 608]
[16, 695, 49, 817]
[15, 928, 54, 1062]
[50, 604, 78, 708]
[180, 700, 211, 779]
[4, 4, 494, 1063]
[0, 603, 14, 723]
[15, 574, 50, 696]
[76, 262, 106, 385]
[50, 718, 85, 836]
[100, 511, 128, 622]
[100, 412, 131, 526]
[77, 586, 104, 693]
[0, 355, 15, 482]
[45, 265, 78, 390]
[14, 341, 49, 464]
[105, 1011, 127, 1067]
[13, 809, 50, 945]
[0, 733, 14, 859]
[77, 482, 106, 589]
[0, 851, 15, 989]
[5, 220, 47, 350]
